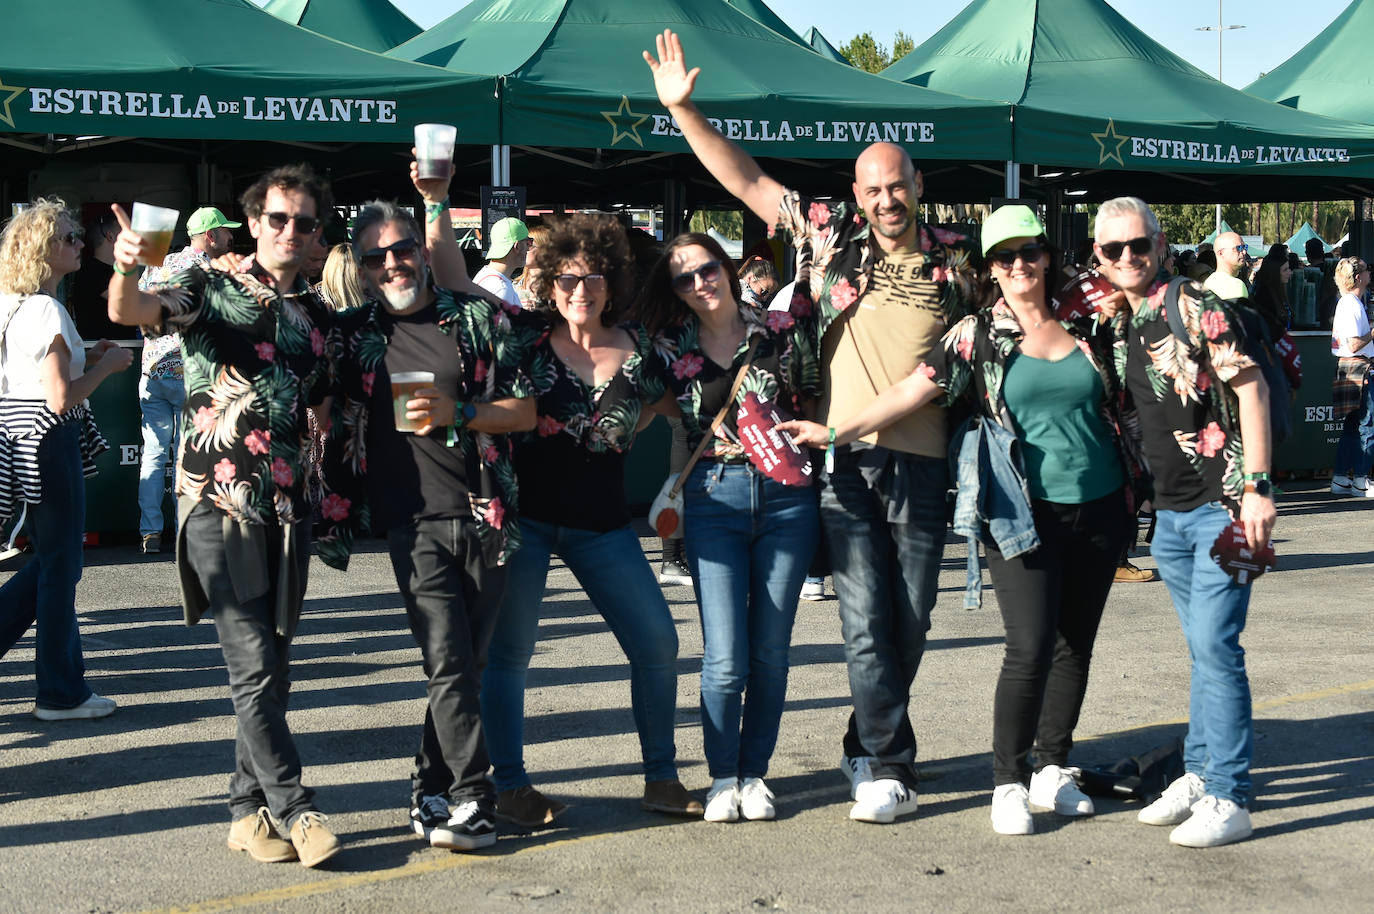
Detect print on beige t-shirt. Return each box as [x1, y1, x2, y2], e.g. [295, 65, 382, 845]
[821, 246, 947, 457]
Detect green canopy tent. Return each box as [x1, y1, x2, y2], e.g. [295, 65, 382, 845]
[1285, 222, 1328, 254]
[1245, 1, 1372, 125]
[1201, 221, 1234, 246]
[720, 0, 809, 47]
[881, 0, 1374, 202]
[388, 0, 1013, 205]
[262, 0, 422, 53]
[803, 27, 850, 66]
[0, 0, 496, 146]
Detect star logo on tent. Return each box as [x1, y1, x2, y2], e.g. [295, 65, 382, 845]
[601, 96, 650, 147]
[0, 75, 27, 129]
[1092, 119, 1130, 167]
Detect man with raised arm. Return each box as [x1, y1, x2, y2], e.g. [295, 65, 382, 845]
[644, 29, 979, 825]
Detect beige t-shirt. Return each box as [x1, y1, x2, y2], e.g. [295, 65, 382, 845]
[821, 246, 947, 457]
[1202, 270, 1249, 301]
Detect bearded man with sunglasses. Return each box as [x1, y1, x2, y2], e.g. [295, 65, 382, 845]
[646, 29, 979, 825]
[1094, 196, 1275, 848]
[108, 164, 355, 868]
[326, 177, 543, 850]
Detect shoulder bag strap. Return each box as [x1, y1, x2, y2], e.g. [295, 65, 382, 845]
[669, 335, 762, 498]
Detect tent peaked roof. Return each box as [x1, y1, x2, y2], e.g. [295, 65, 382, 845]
[881, 0, 1374, 179]
[263, 0, 421, 53]
[719, 0, 808, 46]
[1285, 222, 1327, 253]
[0, 0, 496, 143]
[389, 0, 1012, 160]
[803, 27, 849, 65]
[1245, 1, 1374, 124]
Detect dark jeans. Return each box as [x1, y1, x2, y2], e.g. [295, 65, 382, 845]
[820, 447, 948, 788]
[387, 516, 504, 804]
[983, 489, 1129, 787]
[0, 421, 93, 710]
[183, 505, 314, 827]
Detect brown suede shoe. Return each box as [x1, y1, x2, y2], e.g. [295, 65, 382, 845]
[227, 807, 297, 864]
[642, 779, 704, 817]
[1114, 561, 1158, 583]
[288, 811, 341, 868]
[496, 785, 568, 829]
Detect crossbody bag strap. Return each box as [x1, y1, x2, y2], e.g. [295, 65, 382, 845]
[669, 335, 762, 499]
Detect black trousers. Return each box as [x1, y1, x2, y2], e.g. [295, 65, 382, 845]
[983, 488, 1129, 787]
[386, 516, 506, 805]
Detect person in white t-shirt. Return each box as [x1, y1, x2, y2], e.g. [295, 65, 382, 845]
[0, 197, 132, 720]
[474, 217, 529, 309]
[1328, 255, 1374, 496]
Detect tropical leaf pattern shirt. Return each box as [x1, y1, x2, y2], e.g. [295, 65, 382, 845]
[1111, 278, 1256, 512]
[142, 258, 353, 568]
[138, 244, 204, 380]
[920, 299, 1148, 511]
[653, 303, 821, 462]
[328, 289, 545, 567]
[772, 189, 980, 343]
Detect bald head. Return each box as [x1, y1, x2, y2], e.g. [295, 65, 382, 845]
[853, 143, 923, 248]
[1215, 232, 1246, 276]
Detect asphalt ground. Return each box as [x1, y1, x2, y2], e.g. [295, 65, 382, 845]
[1, 480, 1370, 914]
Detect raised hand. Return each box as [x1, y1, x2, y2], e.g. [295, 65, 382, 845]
[109, 204, 146, 274]
[410, 145, 451, 206]
[643, 29, 700, 109]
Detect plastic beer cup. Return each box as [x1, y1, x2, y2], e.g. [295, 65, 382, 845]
[414, 124, 457, 181]
[131, 202, 180, 267]
[391, 370, 436, 433]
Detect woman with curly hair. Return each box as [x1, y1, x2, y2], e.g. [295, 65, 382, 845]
[0, 197, 132, 719]
[635, 232, 820, 823]
[479, 213, 701, 827]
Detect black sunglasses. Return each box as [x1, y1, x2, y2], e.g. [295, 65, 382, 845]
[671, 260, 723, 293]
[553, 272, 607, 293]
[263, 211, 322, 234]
[59, 229, 84, 246]
[359, 237, 420, 269]
[988, 242, 1044, 267]
[1097, 236, 1154, 261]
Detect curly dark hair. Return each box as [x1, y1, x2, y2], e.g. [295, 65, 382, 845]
[633, 232, 742, 336]
[530, 213, 634, 326]
[239, 162, 334, 227]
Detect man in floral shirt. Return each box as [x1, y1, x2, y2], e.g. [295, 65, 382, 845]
[646, 28, 979, 826]
[133, 206, 238, 555]
[329, 190, 541, 852]
[1095, 196, 1276, 849]
[108, 164, 351, 868]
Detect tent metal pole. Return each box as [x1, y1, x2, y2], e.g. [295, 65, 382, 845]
[1004, 161, 1020, 198]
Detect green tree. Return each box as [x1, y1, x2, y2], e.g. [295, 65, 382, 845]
[840, 31, 914, 73]
[689, 210, 743, 239]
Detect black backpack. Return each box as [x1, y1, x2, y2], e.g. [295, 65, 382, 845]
[1161, 276, 1291, 446]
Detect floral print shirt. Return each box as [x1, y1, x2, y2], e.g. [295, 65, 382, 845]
[138, 245, 204, 380]
[327, 289, 545, 567]
[1111, 278, 1257, 512]
[143, 258, 352, 568]
[921, 300, 1148, 511]
[515, 322, 666, 531]
[654, 303, 821, 461]
[772, 189, 980, 344]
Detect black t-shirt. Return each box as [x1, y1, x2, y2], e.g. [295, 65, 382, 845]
[365, 303, 468, 532]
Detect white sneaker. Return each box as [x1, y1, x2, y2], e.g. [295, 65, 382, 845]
[799, 578, 825, 601]
[1331, 474, 1354, 495]
[849, 778, 918, 824]
[990, 783, 1034, 835]
[1138, 772, 1206, 826]
[738, 777, 776, 821]
[1029, 764, 1094, 816]
[1360, 477, 1374, 498]
[703, 777, 740, 823]
[1168, 795, 1252, 848]
[33, 693, 117, 721]
[840, 754, 876, 800]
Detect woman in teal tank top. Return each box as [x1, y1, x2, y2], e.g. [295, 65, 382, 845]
[780, 206, 1145, 838]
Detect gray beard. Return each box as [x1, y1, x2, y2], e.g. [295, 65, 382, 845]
[378, 264, 428, 312]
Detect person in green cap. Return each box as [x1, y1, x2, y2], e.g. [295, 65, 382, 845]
[133, 206, 239, 554]
[780, 204, 1144, 837]
[475, 216, 530, 309]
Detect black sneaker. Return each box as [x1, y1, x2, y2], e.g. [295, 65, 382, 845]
[431, 798, 496, 851]
[141, 533, 162, 555]
[658, 557, 692, 586]
[409, 794, 451, 844]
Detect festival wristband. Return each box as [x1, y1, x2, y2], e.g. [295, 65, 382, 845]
[425, 198, 450, 224]
[824, 427, 836, 475]
[113, 263, 136, 276]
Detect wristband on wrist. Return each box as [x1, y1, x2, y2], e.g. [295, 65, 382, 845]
[113, 262, 136, 276]
[425, 197, 450, 224]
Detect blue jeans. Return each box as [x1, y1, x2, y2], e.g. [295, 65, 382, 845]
[482, 517, 680, 791]
[1333, 377, 1374, 477]
[0, 421, 93, 710]
[820, 446, 949, 787]
[137, 375, 184, 537]
[1151, 501, 1253, 806]
[683, 462, 818, 780]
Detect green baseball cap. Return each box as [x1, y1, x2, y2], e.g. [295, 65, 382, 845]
[186, 206, 241, 235]
[486, 217, 530, 259]
[981, 204, 1045, 256]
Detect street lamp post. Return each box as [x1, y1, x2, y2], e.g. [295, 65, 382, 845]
[1197, 0, 1245, 232]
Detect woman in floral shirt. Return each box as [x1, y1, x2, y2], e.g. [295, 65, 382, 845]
[781, 207, 1139, 837]
[480, 214, 701, 827]
[636, 232, 820, 824]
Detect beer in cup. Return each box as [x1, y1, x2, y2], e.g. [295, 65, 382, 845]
[391, 370, 436, 433]
[414, 124, 457, 181]
[131, 202, 180, 267]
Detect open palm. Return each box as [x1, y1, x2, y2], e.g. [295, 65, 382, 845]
[643, 29, 699, 108]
